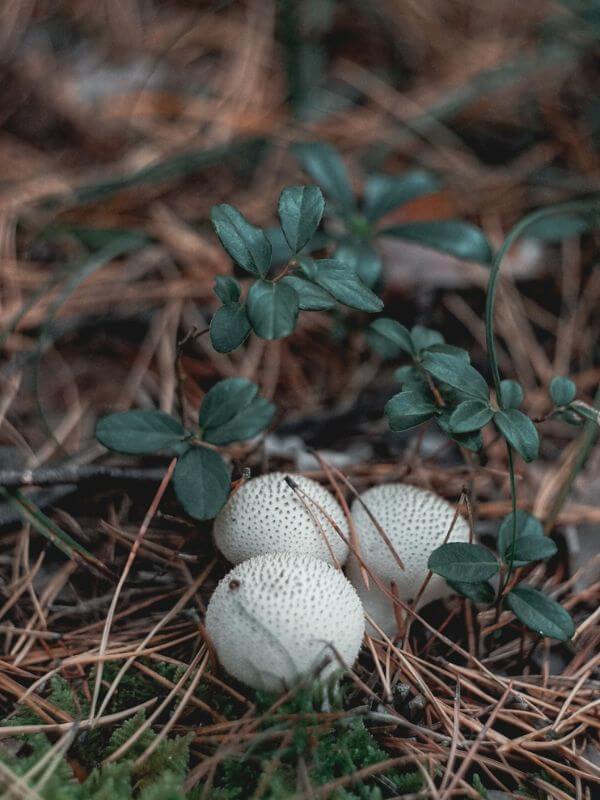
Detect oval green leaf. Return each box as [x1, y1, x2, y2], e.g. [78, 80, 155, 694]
[363, 170, 440, 222]
[447, 580, 496, 605]
[385, 389, 437, 432]
[500, 379, 524, 410]
[510, 534, 557, 565]
[381, 220, 493, 264]
[410, 326, 445, 352]
[549, 376, 577, 407]
[436, 412, 484, 452]
[199, 378, 258, 432]
[278, 185, 325, 254]
[336, 240, 382, 288]
[294, 142, 355, 215]
[213, 275, 241, 304]
[96, 410, 186, 455]
[246, 280, 300, 340]
[210, 204, 272, 277]
[210, 303, 251, 353]
[506, 585, 575, 641]
[421, 351, 489, 402]
[203, 397, 275, 446]
[311, 259, 383, 313]
[448, 400, 493, 433]
[526, 214, 591, 242]
[280, 275, 335, 311]
[497, 510, 544, 566]
[173, 447, 231, 520]
[428, 542, 499, 583]
[368, 318, 414, 356]
[494, 409, 539, 462]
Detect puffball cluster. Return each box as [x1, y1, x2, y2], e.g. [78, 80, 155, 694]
[207, 472, 362, 692]
[205, 471, 469, 691]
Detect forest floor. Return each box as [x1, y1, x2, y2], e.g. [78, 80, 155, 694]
[0, 2, 599, 798]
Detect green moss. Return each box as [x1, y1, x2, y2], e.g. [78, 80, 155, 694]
[1, 673, 420, 799]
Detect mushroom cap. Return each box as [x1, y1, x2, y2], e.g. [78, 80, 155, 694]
[206, 552, 365, 692]
[346, 483, 469, 635]
[213, 472, 349, 566]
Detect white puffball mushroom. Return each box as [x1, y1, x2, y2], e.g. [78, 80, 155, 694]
[205, 552, 365, 692]
[346, 483, 469, 636]
[213, 472, 349, 566]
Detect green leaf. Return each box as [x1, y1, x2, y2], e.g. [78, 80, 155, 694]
[203, 397, 275, 445]
[210, 303, 251, 353]
[428, 543, 499, 583]
[298, 255, 319, 280]
[421, 351, 489, 402]
[367, 318, 414, 357]
[394, 365, 422, 386]
[199, 378, 258, 432]
[210, 204, 272, 277]
[498, 510, 543, 551]
[526, 214, 591, 242]
[311, 259, 383, 312]
[281, 275, 335, 310]
[436, 411, 484, 452]
[278, 185, 325, 253]
[410, 325, 445, 352]
[549, 376, 577, 406]
[213, 275, 241, 304]
[494, 409, 539, 462]
[265, 227, 326, 265]
[294, 142, 355, 215]
[363, 170, 440, 222]
[447, 580, 496, 604]
[96, 410, 186, 455]
[381, 220, 493, 264]
[500, 379, 524, 409]
[498, 510, 547, 567]
[424, 343, 470, 361]
[173, 447, 231, 520]
[336, 240, 382, 288]
[509, 535, 557, 565]
[448, 400, 494, 433]
[385, 389, 437, 431]
[506, 586, 574, 641]
[246, 280, 299, 339]
[198, 378, 275, 445]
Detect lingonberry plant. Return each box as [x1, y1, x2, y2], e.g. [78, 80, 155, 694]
[209, 183, 383, 353]
[96, 378, 275, 519]
[96, 144, 597, 643]
[294, 142, 494, 287]
[371, 199, 599, 641]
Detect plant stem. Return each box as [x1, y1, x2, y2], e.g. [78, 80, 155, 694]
[485, 199, 598, 397]
[498, 446, 517, 596]
[484, 198, 599, 592]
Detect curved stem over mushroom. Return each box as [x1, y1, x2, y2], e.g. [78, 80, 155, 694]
[484, 198, 600, 592]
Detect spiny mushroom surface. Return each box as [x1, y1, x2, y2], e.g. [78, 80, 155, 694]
[205, 552, 365, 692]
[213, 472, 349, 566]
[346, 483, 469, 635]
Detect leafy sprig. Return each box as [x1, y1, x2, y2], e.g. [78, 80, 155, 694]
[428, 510, 573, 641]
[294, 142, 493, 288]
[209, 184, 382, 352]
[373, 197, 600, 641]
[96, 378, 274, 519]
